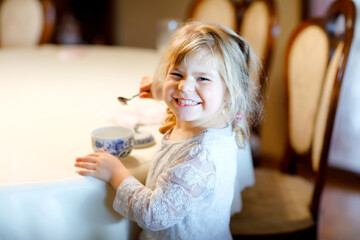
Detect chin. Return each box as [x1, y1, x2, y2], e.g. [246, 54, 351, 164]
[175, 115, 197, 122]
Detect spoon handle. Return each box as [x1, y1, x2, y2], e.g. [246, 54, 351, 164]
[131, 93, 140, 98]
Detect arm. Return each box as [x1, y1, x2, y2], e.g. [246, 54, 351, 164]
[113, 148, 216, 231]
[75, 149, 132, 190]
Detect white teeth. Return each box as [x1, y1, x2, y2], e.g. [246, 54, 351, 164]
[178, 99, 198, 106]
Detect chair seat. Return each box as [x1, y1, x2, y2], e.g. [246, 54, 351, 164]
[230, 168, 315, 235]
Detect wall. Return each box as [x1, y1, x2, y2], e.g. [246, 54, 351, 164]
[113, 0, 193, 48]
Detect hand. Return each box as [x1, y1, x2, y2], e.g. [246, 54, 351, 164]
[139, 76, 153, 99]
[75, 150, 132, 190]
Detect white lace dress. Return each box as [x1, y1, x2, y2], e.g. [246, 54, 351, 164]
[113, 125, 237, 240]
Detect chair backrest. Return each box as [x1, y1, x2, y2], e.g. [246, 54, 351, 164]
[310, 0, 356, 219]
[39, 0, 56, 44]
[283, 20, 330, 173]
[187, 0, 237, 31]
[0, 0, 55, 47]
[236, 0, 278, 97]
[283, 0, 356, 177]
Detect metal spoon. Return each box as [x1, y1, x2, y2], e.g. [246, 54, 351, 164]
[117, 93, 139, 105]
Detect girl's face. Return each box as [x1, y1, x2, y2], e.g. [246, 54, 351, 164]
[163, 51, 227, 128]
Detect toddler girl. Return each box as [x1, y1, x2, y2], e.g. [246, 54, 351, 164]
[75, 21, 261, 240]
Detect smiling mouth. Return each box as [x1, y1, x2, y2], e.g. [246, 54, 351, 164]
[174, 98, 201, 107]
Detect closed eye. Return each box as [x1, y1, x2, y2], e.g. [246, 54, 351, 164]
[169, 72, 183, 79]
[198, 77, 210, 81]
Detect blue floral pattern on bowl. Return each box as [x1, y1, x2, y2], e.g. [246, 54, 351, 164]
[91, 126, 135, 158]
[135, 135, 155, 147]
[93, 138, 134, 158]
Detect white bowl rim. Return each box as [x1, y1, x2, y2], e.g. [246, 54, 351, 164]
[91, 126, 134, 139]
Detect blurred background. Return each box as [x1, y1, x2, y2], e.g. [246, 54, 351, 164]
[49, 0, 332, 47]
[43, 0, 358, 174]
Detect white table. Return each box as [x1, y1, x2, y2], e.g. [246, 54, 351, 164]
[0, 45, 254, 240]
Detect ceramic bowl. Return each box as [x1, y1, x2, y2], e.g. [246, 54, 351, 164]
[91, 126, 134, 158]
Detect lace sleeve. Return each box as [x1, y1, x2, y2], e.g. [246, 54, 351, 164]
[113, 145, 216, 231]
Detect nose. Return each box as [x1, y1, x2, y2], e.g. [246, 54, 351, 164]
[178, 79, 195, 92]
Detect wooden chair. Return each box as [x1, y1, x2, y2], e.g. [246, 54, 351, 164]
[38, 0, 56, 44]
[235, 0, 278, 163]
[230, 0, 356, 239]
[237, 0, 278, 93]
[187, 0, 237, 31]
[0, 0, 56, 47]
[310, 0, 356, 218]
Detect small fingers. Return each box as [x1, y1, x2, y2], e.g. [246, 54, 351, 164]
[89, 150, 111, 157]
[76, 169, 97, 177]
[139, 92, 153, 99]
[74, 162, 96, 170]
[139, 76, 153, 98]
[76, 155, 98, 163]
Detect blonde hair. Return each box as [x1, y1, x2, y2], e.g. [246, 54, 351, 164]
[153, 21, 263, 148]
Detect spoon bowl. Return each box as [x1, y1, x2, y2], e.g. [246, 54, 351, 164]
[117, 93, 139, 105]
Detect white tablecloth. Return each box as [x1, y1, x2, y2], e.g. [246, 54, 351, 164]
[0, 45, 254, 240]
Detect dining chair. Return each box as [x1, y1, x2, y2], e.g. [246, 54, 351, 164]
[237, 0, 277, 90]
[230, 0, 356, 239]
[187, 0, 237, 31]
[0, 0, 56, 47]
[310, 0, 356, 218]
[282, 0, 356, 175]
[235, 0, 279, 164]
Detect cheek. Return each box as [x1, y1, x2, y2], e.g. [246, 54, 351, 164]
[163, 82, 173, 102]
[202, 85, 226, 106]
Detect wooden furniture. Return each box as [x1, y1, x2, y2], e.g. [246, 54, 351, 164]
[236, 0, 278, 93]
[187, 0, 237, 31]
[326, 0, 360, 173]
[230, 0, 356, 239]
[281, 18, 330, 174]
[310, 0, 356, 218]
[234, 0, 279, 164]
[39, 0, 56, 44]
[0, 0, 55, 47]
